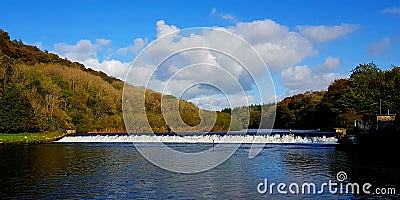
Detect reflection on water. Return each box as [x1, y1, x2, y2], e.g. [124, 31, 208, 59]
[0, 143, 398, 199]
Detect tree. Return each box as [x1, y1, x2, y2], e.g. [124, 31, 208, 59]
[0, 54, 14, 91]
[0, 85, 37, 132]
[348, 62, 382, 113]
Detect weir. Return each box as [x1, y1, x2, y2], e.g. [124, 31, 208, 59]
[55, 134, 338, 144]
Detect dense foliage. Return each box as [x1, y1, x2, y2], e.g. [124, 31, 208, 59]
[0, 29, 237, 133]
[240, 63, 400, 130]
[222, 104, 276, 130]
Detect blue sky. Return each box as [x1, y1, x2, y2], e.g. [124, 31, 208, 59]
[1, 0, 399, 109]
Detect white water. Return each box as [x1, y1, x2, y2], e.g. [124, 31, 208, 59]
[55, 134, 338, 144]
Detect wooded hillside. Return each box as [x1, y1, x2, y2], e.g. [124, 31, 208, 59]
[235, 63, 400, 131]
[0, 29, 238, 133]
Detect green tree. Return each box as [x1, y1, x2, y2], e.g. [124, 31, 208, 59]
[0, 85, 37, 132]
[348, 62, 382, 113]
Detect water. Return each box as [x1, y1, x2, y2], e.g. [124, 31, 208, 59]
[55, 134, 338, 144]
[0, 134, 399, 199]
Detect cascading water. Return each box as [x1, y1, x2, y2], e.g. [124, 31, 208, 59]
[55, 134, 338, 144]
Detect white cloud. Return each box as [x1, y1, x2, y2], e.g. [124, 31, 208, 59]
[117, 38, 147, 55]
[54, 39, 131, 79]
[228, 19, 317, 71]
[282, 65, 313, 89]
[96, 39, 111, 46]
[156, 20, 179, 38]
[126, 20, 352, 108]
[54, 39, 110, 61]
[222, 14, 236, 22]
[34, 42, 44, 49]
[84, 59, 131, 79]
[281, 58, 345, 95]
[210, 8, 236, 22]
[367, 38, 391, 56]
[54, 40, 95, 61]
[128, 63, 164, 88]
[190, 94, 255, 111]
[314, 56, 340, 73]
[381, 7, 400, 15]
[53, 19, 357, 109]
[297, 24, 359, 42]
[125, 20, 279, 109]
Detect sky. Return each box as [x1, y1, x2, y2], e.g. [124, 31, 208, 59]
[1, 0, 399, 110]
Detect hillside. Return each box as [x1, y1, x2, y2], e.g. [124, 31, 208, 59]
[0, 29, 238, 133]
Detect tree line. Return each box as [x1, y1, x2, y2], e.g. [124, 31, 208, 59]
[227, 63, 400, 131]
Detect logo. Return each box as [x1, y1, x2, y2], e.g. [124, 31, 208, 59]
[257, 171, 396, 196]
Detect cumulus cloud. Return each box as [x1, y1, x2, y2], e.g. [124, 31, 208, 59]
[314, 57, 340, 73]
[126, 20, 281, 109]
[297, 24, 359, 42]
[54, 39, 110, 61]
[156, 20, 179, 38]
[222, 14, 236, 22]
[117, 38, 147, 55]
[190, 94, 255, 111]
[84, 59, 131, 79]
[53, 19, 357, 109]
[381, 7, 400, 15]
[228, 19, 317, 71]
[96, 39, 112, 46]
[281, 58, 345, 95]
[367, 38, 391, 56]
[54, 39, 131, 79]
[281, 65, 340, 95]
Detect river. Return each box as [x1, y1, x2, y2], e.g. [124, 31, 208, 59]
[0, 133, 398, 199]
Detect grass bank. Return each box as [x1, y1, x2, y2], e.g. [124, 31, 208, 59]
[0, 131, 67, 145]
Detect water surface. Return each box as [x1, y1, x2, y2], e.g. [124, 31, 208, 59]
[0, 136, 398, 199]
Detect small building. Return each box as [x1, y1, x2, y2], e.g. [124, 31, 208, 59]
[354, 114, 396, 132]
[376, 114, 396, 131]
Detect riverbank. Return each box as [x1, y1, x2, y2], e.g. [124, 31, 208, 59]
[0, 131, 67, 145]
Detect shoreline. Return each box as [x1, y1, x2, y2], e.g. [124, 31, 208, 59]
[0, 131, 71, 145]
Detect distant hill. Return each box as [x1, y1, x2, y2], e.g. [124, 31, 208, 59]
[0, 29, 238, 133]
